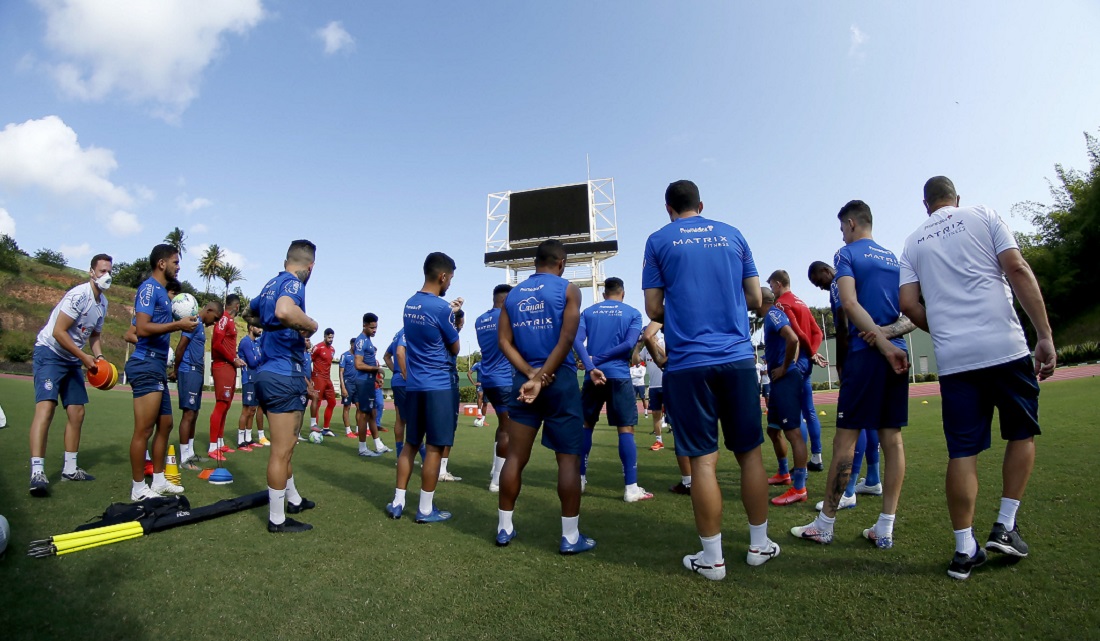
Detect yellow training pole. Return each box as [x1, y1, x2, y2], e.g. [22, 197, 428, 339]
[53, 526, 145, 552]
[48, 522, 144, 544]
[55, 531, 145, 556]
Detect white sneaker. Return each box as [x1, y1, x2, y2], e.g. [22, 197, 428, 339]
[439, 471, 462, 482]
[815, 493, 857, 511]
[376, 445, 393, 454]
[131, 485, 159, 501]
[683, 551, 726, 580]
[488, 482, 500, 493]
[854, 478, 883, 495]
[746, 539, 781, 566]
[624, 486, 655, 503]
[151, 480, 185, 495]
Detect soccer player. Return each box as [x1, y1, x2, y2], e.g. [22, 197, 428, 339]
[246, 240, 319, 533]
[374, 371, 387, 432]
[354, 313, 390, 456]
[474, 284, 516, 493]
[436, 309, 466, 482]
[756, 358, 770, 404]
[172, 299, 223, 471]
[792, 200, 910, 549]
[577, 277, 651, 503]
[467, 361, 486, 424]
[641, 324, 693, 492]
[385, 252, 463, 522]
[238, 322, 268, 449]
[309, 328, 338, 436]
[126, 244, 197, 500]
[209, 294, 247, 457]
[630, 360, 648, 419]
[643, 180, 779, 579]
[495, 240, 600, 553]
[339, 338, 356, 436]
[756, 287, 810, 506]
[899, 177, 1055, 580]
[28, 253, 113, 496]
[383, 327, 420, 461]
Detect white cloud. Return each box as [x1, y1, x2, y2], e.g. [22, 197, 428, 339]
[134, 184, 156, 201]
[176, 194, 212, 213]
[102, 209, 142, 236]
[317, 21, 355, 55]
[849, 24, 868, 57]
[60, 242, 92, 259]
[36, 0, 265, 120]
[190, 223, 209, 234]
[0, 115, 132, 206]
[193, 242, 250, 269]
[0, 207, 15, 237]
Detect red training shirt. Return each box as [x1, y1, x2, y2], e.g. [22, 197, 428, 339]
[211, 312, 238, 367]
[775, 290, 823, 357]
[311, 342, 336, 380]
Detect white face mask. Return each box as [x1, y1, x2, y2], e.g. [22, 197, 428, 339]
[94, 273, 112, 291]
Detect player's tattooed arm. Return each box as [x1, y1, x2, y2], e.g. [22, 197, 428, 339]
[880, 314, 917, 340]
[274, 296, 317, 335]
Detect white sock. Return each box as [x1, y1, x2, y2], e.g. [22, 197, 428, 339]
[681, 475, 692, 488]
[656, 434, 663, 443]
[132, 480, 147, 493]
[811, 453, 823, 464]
[346, 426, 353, 434]
[217, 437, 225, 450]
[31, 457, 45, 475]
[374, 437, 385, 451]
[258, 429, 267, 439]
[209, 442, 218, 453]
[659, 418, 666, 430]
[310, 418, 317, 427]
[268, 486, 286, 525]
[145, 450, 151, 462]
[749, 521, 769, 549]
[152, 472, 166, 486]
[998, 497, 1020, 530]
[286, 476, 303, 505]
[239, 429, 247, 445]
[700, 533, 723, 564]
[814, 512, 836, 534]
[392, 488, 406, 508]
[954, 527, 977, 556]
[359, 442, 368, 454]
[440, 458, 449, 475]
[498, 509, 514, 534]
[181, 443, 192, 462]
[188, 438, 195, 453]
[876, 512, 896, 538]
[492, 456, 506, 485]
[63, 451, 78, 475]
[419, 489, 435, 515]
[562, 515, 580, 544]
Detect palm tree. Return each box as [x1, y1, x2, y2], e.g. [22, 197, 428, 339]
[216, 263, 245, 304]
[198, 244, 224, 295]
[163, 227, 187, 255]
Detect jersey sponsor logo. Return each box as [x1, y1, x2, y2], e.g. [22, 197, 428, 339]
[671, 235, 729, 247]
[513, 318, 553, 329]
[915, 220, 967, 244]
[860, 251, 899, 266]
[518, 283, 545, 293]
[678, 225, 715, 233]
[139, 284, 154, 307]
[517, 297, 544, 313]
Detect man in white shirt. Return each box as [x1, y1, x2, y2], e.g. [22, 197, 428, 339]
[28, 253, 113, 497]
[899, 176, 1056, 580]
[756, 358, 770, 403]
[630, 361, 648, 419]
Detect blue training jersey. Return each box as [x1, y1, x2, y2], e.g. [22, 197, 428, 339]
[339, 351, 355, 385]
[641, 216, 758, 372]
[470, 361, 481, 383]
[763, 306, 795, 370]
[386, 329, 407, 388]
[252, 271, 307, 377]
[474, 307, 513, 388]
[403, 291, 460, 392]
[237, 335, 261, 384]
[179, 324, 205, 372]
[834, 238, 906, 353]
[504, 272, 575, 372]
[134, 277, 173, 359]
[353, 333, 378, 382]
[578, 299, 642, 380]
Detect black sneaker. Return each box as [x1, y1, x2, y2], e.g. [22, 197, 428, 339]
[29, 471, 49, 497]
[807, 460, 825, 472]
[947, 547, 987, 580]
[268, 517, 313, 533]
[287, 497, 316, 514]
[61, 468, 96, 481]
[669, 482, 691, 495]
[986, 522, 1029, 558]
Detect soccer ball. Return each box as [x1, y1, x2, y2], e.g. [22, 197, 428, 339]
[308, 431, 324, 444]
[171, 293, 199, 320]
[0, 514, 9, 556]
[473, 417, 485, 427]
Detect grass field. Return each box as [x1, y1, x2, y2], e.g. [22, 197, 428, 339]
[1, 375, 1098, 641]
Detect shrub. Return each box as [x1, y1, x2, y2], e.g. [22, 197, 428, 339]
[459, 386, 479, 403]
[0, 233, 22, 273]
[33, 248, 67, 268]
[4, 342, 34, 363]
[1058, 341, 1100, 365]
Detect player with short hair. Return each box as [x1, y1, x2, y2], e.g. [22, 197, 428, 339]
[172, 299, 224, 470]
[247, 240, 320, 533]
[383, 327, 423, 462]
[643, 180, 779, 579]
[338, 338, 356, 436]
[209, 294, 247, 456]
[238, 322, 267, 450]
[435, 309, 466, 482]
[354, 313, 390, 456]
[474, 283, 516, 492]
[467, 361, 486, 424]
[386, 252, 463, 522]
[28, 253, 113, 496]
[495, 240, 601, 553]
[577, 276, 651, 502]
[900, 177, 1055, 580]
[126, 245, 197, 500]
[640, 324, 693, 491]
[630, 361, 648, 419]
[792, 200, 910, 549]
[309, 329, 338, 437]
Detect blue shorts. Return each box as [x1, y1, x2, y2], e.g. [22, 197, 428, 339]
[582, 378, 638, 427]
[940, 355, 1040, 459]
[633, 384, 646, 400]
[375, 387, 385, 412]
[648, 387, 664, 413]
[125, 350, 172, 416]
[766, 368, 803, 431]
[253, 370, 307, 414]
[507, 371, 585, 455]
[664, 359, 763, 457]
[355, 378, 376, 412]
[404, 388, 458, 447]
[33, 345, 88, 407]
[242, 381, 258, 407]
[391, 385, 407, 415]
[177, 368, 204, 411]
[836, 348, 908, 431]
[341, 378, 354, 406]
[482, 385, 510, 416]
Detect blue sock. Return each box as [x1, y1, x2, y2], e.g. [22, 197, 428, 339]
[802, 378, 823, 454]
[847, 430, 867, 497]
[419, 445, 427, 462]
[618, 432, 638, 486]
[865, 429, 881, 486]
[777, 456, 789, 476]
[791, 467, 807, 491]
[799, 419, 809, 447]
[581, 429, 594, 476]
[396, 442, 404, 458]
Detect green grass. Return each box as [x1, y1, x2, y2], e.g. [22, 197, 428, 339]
[0, 376, 1098, 640]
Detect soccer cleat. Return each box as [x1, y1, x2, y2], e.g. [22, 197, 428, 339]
[559, 533, 597, 555]
[131, 484, 159, 501]
[624, 486, 655, 503]
[359, 449, 381, 457]
[258, 437, 272, 446]
[746, 540, 781, 566]
[376, 444, 393, 454]
[345, 432, 358, 439]
[268, 517, 313, 533]
[321, 429, 336, 437]
[208, 450, 226, 462]
[181, 457, 202, 472]
[415, 507, 453, 523]
[237, 443, 254, 452]
[220, 445, 236, 453]
[152, 480, 185, 496]
[683, 551, 725, 580]
[192, 452, 210, 462]
[378, 426, 389, 432]
[143, 462, 154, 477]
[807, 460, 824, 472]
[790, 522, 833, 544]
[385, 502, 403, 520]
[814, 493, 857, 511]
[297, 434, 308, 442]
[767, 472, 792, 486]
[669, 482, 691, 495]
[947, 547, 987, 580]
[854, 478, 883, 495]
[495, 528, 517, 546]
[310, 425, 322, 433]
[247, 440, 264, 448]
[439, 471, 462, 482]
[862, 526, 893, 549]
[29, 471, 50, 497]
[650, 441, 664, 451]
[61, 468, 96, 482]
[287, 497, 316, 514]
[985, 523, 1029, 557]
[771, 487, 807, 506]
[488, 482, 500, 493]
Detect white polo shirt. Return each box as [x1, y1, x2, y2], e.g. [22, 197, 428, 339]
[35, 282, 108, 362]
[899, 204, 1029, 376]
[630, 363, 646, 387]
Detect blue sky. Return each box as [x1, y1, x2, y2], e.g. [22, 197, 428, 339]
[1, 1, 1098, 352]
